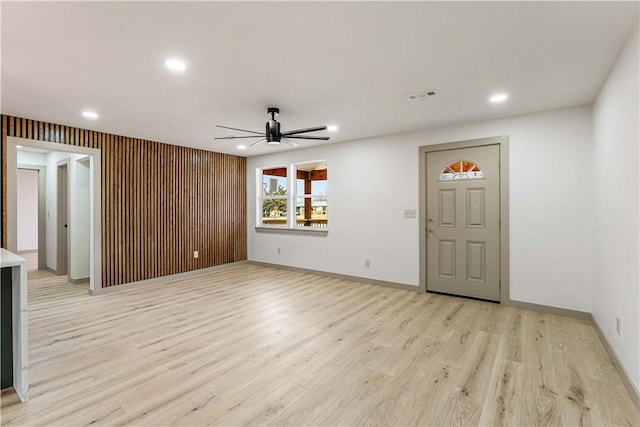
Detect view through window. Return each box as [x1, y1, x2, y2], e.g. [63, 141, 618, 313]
[296, 162, 328, 228]
[260, 167, 288, 226]
[259, 161, 328, 229]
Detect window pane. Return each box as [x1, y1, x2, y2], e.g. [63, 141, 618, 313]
[295, 163, 327, 196]
[262, 167, 287, 196]
[439, 160, 484, 181]
[312, 180, 327, 195]
[296, 197, 328, 228]
[261, 198, 288, 226]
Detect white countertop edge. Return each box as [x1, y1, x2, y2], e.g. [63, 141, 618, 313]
[0, 249, 27, 268]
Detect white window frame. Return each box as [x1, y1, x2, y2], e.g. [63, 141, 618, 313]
[256, 160, 328, 233]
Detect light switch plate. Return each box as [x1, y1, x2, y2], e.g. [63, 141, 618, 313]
[404, 209, 417, 218]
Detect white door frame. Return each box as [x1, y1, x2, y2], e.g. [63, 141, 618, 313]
[419, 136, 510, 303]
[7, 136, 102, 293]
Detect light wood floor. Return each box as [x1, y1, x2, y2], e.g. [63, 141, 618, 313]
[1, 264, 637, 426]
[17, 251, 38, 272]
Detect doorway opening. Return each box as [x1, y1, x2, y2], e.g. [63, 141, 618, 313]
[16, 168, 42, 271]
[7, 137, 102, 293]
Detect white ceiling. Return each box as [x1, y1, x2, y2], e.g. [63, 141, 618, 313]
[1, 2, 638, 157]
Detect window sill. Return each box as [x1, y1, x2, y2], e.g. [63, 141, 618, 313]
[255, 226, 329, 235]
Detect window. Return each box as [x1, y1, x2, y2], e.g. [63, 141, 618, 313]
[260, 167, 288, 227]
[258, 161, 328, 230]
[439, 160, 484, 181]
[295, 163, 328, 228]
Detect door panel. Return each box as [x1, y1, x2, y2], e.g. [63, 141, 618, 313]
[438, 240, 456, 278]
[426, 145, 500, 301]
[438, 189, 456, 227]
[466, 188, 485, 228]
[466, 241, 486, 281]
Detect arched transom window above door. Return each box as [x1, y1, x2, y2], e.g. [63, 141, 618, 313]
[439, 160, 484, 181]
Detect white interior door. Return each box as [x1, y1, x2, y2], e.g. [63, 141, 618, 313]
[426, 145, 500, 301]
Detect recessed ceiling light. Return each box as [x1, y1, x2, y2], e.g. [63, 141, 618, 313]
[165, 59, 186, 72]
[237, 145, 247, 150]
[82, 111, 99, 119]
[327, 125, 338, 132]
[16, 145, 22, 149]
[489, 93, 508, 103]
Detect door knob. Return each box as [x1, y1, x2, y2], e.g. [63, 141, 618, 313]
[428, 227, 435, 233]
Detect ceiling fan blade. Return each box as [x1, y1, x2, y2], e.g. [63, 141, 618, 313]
[248, 138, 265, 148]
[215, 135, 265, 140]
[216, 125, 264, 135]
[282, 139, 299, 147]
[284, 135, 330, 140]
[281, 125, 327, 136]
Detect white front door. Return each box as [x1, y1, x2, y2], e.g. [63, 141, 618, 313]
[426, 144, 500, 301]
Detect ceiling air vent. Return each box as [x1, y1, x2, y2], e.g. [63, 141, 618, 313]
[406, 89, 438, 101]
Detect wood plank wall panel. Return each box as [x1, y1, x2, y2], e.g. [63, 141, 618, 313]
[1, 115, 247, 288]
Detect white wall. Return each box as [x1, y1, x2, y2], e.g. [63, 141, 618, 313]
[16, 169, 39, 251]
[17, 151, 47, 166]
[593, 24, 639, 392]
[248, 105, 594, 312]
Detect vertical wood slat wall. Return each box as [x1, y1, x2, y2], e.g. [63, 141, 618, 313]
[1, 115, 247, 288]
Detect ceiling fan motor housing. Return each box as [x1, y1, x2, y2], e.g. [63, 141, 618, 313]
[266, 118, 281, 144]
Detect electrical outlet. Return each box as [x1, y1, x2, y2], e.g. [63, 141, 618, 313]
[365, 259, 371, 268]
[193, 251, 199, 259]
[277, 248, 281, 255]
[616, 317, 621, 335]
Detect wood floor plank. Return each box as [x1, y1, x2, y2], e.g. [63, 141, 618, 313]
[520, 311, 564, 426]
[478, 358, 524, 426]
[435, 331, 502, 426]
[0, 264, 637, 427]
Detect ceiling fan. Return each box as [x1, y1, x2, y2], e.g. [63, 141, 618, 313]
[215, 107, 330, 148]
